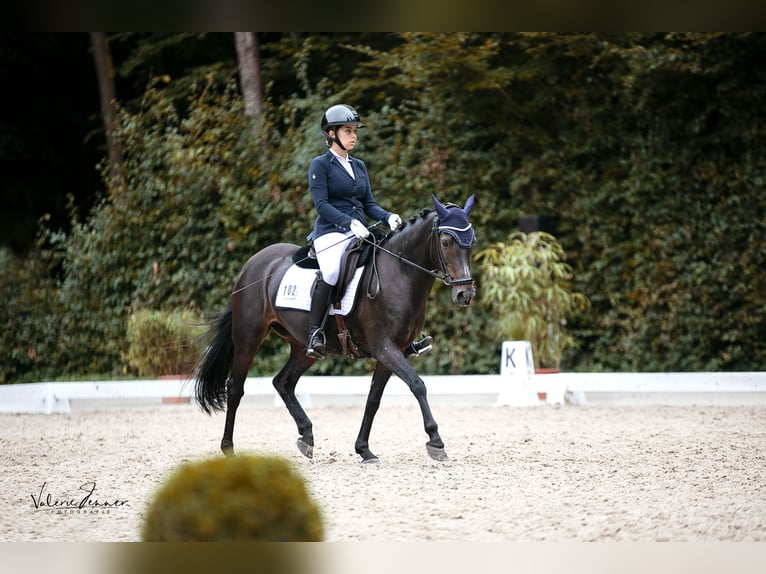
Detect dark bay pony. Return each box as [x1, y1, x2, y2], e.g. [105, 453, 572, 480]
[193, 194, 476, 462]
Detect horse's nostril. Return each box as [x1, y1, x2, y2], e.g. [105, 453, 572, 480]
[456, 290, 474, 306]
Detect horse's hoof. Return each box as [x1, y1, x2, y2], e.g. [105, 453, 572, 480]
[361, 456, 380, 464]
[221, 441, 235, 457]
[296, 438, 314, 459]
[426, 444, 448, 461]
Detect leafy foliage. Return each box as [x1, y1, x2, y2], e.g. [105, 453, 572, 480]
[477, 232, 589, 368]
[125, 308, 206, 376]
[3, 33, 766, 383]
[0, 245, 63, 382]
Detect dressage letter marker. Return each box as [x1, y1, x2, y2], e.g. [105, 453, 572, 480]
[497, 340, 539, 406]
[500, 341, 534, 379]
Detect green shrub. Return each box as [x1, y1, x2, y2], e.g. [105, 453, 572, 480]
[477, 232, 589, 369]
[125, 308, 205, 376]
[141, 454, 324, 542]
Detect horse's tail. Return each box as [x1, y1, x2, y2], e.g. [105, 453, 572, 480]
[193, 303, 234, 414]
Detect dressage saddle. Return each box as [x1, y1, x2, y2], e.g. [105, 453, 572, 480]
[292, 227, 386, 306]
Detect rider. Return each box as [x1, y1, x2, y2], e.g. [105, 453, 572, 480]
[305, 103, 432, 360]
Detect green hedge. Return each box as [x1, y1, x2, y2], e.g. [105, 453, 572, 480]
[3, 33, 765, 383]
[0, 246, 62, 383]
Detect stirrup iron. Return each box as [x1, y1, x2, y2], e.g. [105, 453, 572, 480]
[306, 328, 327, 359]
[406, 335, 433, 357]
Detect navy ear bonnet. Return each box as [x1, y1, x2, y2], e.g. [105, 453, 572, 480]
[432, 194, 476, 248]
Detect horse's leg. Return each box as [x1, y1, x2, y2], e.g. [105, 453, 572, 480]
[375, 345, 447, 461]
[272, 345, 316, 458]
[221, 319, 268, 456]
[354, 361, 392, 463]
[220, 349, 253, 456]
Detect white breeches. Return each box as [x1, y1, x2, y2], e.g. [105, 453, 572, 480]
[312, 231, 354, 286]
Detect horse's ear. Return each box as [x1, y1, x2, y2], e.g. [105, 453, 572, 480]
[463, 194, 475, 216]
[432, 194, 450, 219]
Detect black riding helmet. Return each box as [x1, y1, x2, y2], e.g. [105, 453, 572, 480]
[321, 104, 365, 149]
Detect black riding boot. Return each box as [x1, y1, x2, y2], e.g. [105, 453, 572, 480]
[306, 278, 334, 360]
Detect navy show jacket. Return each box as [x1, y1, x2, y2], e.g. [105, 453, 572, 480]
[307, 150, 391, 241]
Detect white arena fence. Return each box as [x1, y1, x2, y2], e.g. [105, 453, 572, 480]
[1, 371, 765, 414]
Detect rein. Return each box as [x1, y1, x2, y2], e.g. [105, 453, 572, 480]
[231, 211, 473, 298]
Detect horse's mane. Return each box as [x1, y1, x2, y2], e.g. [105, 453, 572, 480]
[409, 207, 434, 225]
[384, 207, 434, 246]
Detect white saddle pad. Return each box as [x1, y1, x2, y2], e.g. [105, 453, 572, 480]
[275, 265, 365, 316]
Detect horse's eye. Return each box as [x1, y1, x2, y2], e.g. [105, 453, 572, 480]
[441, 237, 451, 248]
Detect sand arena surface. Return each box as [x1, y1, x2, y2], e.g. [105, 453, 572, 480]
[1, 401, 765, 542]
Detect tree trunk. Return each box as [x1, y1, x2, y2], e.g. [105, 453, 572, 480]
[234, 32, 264, 121]
[89, 32, 124, 190]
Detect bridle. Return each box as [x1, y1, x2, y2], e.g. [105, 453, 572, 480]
[364, 211, 475, 298]
[431, 215, 475, 287]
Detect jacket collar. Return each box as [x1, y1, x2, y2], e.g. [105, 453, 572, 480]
[328, 149, 356, 180]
